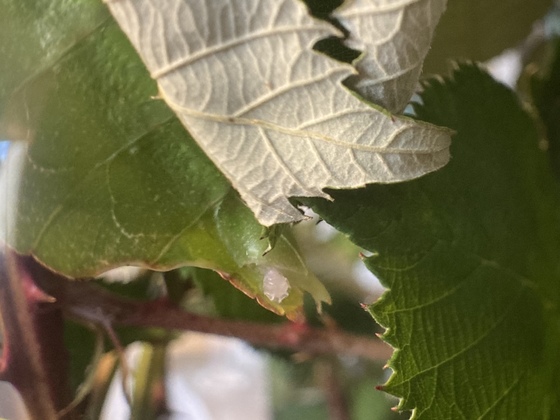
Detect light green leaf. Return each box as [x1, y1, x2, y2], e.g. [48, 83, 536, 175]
[0, 0, 111, 139]
[336, 0, 447, 112]
[0, 0, 328, 319]
[305, 65, 560, 418]
[106, 0, 451, 226]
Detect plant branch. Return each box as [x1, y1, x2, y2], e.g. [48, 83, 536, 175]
[0, 252, 72, 420]
[318, 359, 351, 420]
[99, 318, 132, 405]
[34, 270, 392, 362]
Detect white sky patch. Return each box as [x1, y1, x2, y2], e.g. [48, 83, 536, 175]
[485, 49, 523, 88]
[352, 260, 385, 302]
[314, 220, 339, 243]
[0, 141, 10, 161]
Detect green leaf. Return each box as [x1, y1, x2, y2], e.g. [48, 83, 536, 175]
[305, 64, 560, 418]
[0, 0, 111, 138]
[424, 0, 552, 74]
[0, 0, 328, 319]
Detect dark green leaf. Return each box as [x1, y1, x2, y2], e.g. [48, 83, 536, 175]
[306, 64, 560, 418]
[64, 320, 97, 392]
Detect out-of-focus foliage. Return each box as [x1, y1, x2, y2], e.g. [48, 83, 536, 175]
[424, 0, 552, 73]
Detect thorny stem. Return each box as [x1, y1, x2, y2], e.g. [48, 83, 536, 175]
[0, 252, 74, 420]
[2, 255, 391, 419]
[30, 265, 392, 362]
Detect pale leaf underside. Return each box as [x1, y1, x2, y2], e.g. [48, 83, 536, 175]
[106, 0, 451, 226]
[336, 0, 447, 113]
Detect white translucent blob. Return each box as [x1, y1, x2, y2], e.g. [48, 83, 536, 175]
[263, 268, 290, 303]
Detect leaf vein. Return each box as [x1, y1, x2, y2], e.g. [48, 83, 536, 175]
[151, 26, 327, 79]
[391, 287, 524, 388]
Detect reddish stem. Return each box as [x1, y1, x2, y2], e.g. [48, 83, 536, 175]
[0, 253, 74, 419]
[319, 360, 351, 420]
[1, 254, 391, 419]
[34, 270, 392, 361]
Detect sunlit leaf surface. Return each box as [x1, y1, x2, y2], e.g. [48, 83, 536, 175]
[106, 0, 451, 226]
[336, 0, 447, 112]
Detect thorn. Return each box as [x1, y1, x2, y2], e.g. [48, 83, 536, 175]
[358, 252, 366, 260]
[383, 363, 389, 370]
[375, 385, 384, 391]
[23, 278, 56, 304]
[391, 406, 399, 412]
[359, 303, 368, 310]
[375, 332, 383, 339]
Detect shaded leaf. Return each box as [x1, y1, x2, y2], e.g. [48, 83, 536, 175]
[305, 65, 560, 418]
[106, 0, 451, 226]
[0, 0, 327, 318]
